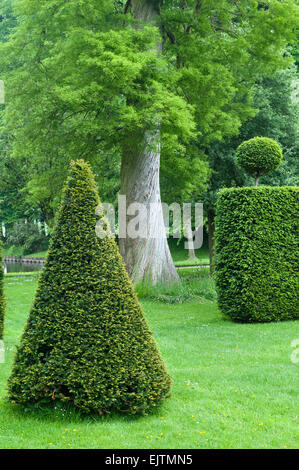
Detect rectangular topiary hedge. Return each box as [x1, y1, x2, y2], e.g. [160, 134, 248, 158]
[215, 186, 299, 323]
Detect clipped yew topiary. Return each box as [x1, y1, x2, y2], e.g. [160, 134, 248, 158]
[236, 137, 283, 185]
[8, 160, 171, 414]
[0, 241, 5, 339]
[215, 186, 299, 323]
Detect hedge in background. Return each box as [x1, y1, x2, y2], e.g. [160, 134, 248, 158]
[0, 241, 5, 339]
[215, 186, 299, 323]
[8, 160, 171, 414]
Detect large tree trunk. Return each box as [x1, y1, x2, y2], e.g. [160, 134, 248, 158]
[119, 132, 180, 285]
[208, 210, 215, 276]
[119, 0, 180, 285]
[130, 0, 160, 21]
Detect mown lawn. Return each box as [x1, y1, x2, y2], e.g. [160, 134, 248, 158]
[0, 273, 298, 449]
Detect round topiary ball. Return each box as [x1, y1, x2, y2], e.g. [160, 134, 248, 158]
[236, 137, 283, 185]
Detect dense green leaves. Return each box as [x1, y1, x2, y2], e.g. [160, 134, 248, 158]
[0, 1, 195, 224]
[8, 160, 172, 413]
[204, 65, 298, 220]
[4, 221, 49, 255]
[161, 0, 297, 144]
[215, 186, 299, 323]
[236, 137, 283, 182]
[0, 0, 297, 226]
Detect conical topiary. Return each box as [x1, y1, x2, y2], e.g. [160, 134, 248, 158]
[8, 160, 171, 414]
[0, 240, 5, 339]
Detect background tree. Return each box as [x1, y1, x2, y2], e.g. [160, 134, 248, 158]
[0, 0, 297, 283]
[160, 144, 209, 260]
[204, 65, 298, 273]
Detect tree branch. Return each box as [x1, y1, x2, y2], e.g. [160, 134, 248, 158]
[165, 29, 176, 44]
[124, 0, 131, 14]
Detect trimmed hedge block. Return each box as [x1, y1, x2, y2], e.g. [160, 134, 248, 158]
[215, 186, 299, 323]
[8, 160, 171, 414]
[0, 241, 5, 339]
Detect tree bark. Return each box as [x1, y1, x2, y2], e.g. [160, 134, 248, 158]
[119, 132, 180, 285]
[119, 0, 180, 285]
[208, 210, 215, 276]
[130, 0, 160, 21]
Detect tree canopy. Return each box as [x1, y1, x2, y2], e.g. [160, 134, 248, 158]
[0, 0, 297, 227]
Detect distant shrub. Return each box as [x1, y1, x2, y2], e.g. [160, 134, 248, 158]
[0, 241, 5, 339]
[215, 186, 299, 323]
[236, 137, 283, 185]
[2, 245, 24, 258]
[5, 222, 49, 255]
[8, 160, 171, 414]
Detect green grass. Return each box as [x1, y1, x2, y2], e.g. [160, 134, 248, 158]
[0, 273, 298, 449]
[24, 251, 47, 258]
[168, 239, 210, 266]
[4, 272, 41, 278]
[3, 248, 47, 258]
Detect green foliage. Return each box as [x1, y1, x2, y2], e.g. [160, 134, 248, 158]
[0, 1, 195, 222]
[0, 0, 297, 223]
[161, 0, 297, 144]
[5, 221, 49, 255]
[236, 137, 283, 182]
[0, 240, 5, 338]
[8, 160, 172, 414]
[239, 67, 299, 187]
[204, 66, 299, 217]
[215, 186, 299, 323]
[0, 0, 16, 42]
[2, 245, 24, 258]
[160, 143, 209, 204]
